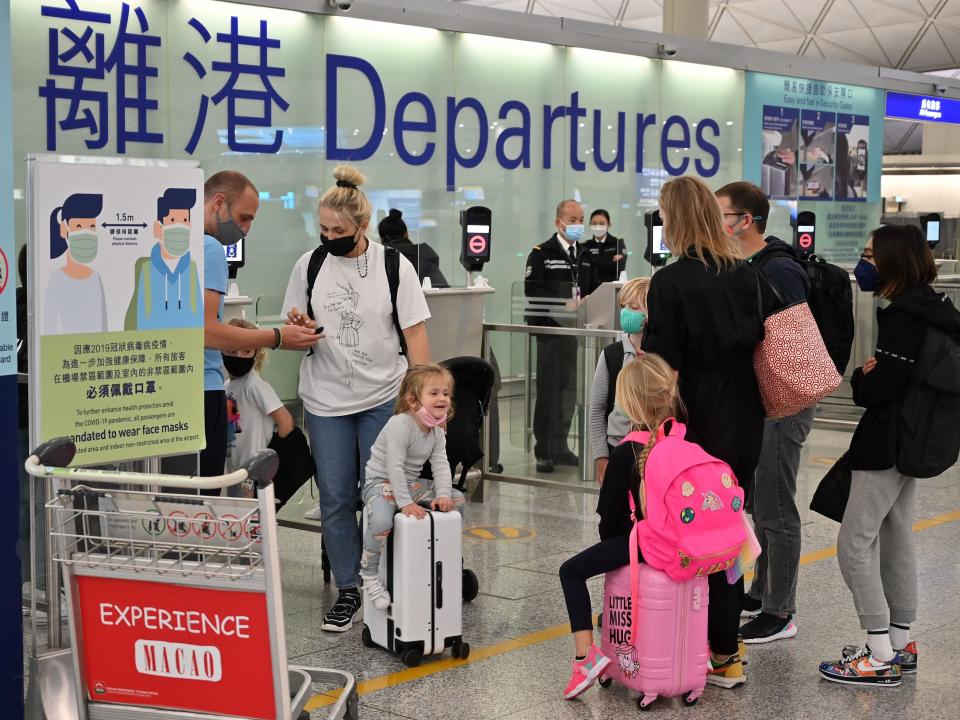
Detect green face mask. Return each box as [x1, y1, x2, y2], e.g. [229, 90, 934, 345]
[162, 224, 191, 257]
[67, 231, 98, 264]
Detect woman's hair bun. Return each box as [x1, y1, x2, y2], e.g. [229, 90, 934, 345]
[333, 165, 366, 188]
[388, 208, 403, 220]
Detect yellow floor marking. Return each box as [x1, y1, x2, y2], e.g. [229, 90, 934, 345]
[306, 507, 960, 710]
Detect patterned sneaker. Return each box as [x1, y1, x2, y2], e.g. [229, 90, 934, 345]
[741, 612, 798, 644]
[893, 641, 918, 674]
[738, 635, 748, 666]
[563, 645, 612, 700]
[820, 646, 902, 686]
[363, 576, 391, 611]
[741, 595, 762, 619]
[843, 642, 918, 675]
[706, 654, 746, 688]
[320, 588, 362, 632]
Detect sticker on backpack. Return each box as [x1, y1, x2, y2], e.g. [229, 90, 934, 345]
[701, 491, 723, 512]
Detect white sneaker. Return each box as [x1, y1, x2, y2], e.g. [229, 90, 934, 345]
[363, 576, 391, 611]
[304, 505, 322, 521]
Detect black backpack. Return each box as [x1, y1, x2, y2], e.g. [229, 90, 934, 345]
[305, 244, 407, 356]
[895, 324, 960, 478]
[603, 341, 625, 419]
[756, 249, 854, 375]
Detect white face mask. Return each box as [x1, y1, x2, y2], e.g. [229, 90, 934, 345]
[591, 224, 608, 238]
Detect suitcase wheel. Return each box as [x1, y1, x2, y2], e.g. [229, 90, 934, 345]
[463, 569, 479, 602]
[637, 695, 658, 711]
[597, 676, 613, 689]
[452, 639, 471, 660]
[401, 647, 423, 667]
[361, 625, 376, 648]
[683, 694, 699, 707]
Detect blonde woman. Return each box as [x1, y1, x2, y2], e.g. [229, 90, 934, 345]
[589, 278, 650, 485]
[282, 166, 431, 632]
[642, 175, 764, 689]
[558, 354, 681, 700]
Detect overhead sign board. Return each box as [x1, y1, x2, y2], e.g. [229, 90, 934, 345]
[885, 91, 960, 125]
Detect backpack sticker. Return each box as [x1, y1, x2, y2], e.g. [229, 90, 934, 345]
[681, 481, 695, 497]
[679, 550, 691, 568]
[721, 473, 733, 489]
[680, 507, 695, 524]
[701, 491, 724, 512]
[525, 265, 532, 278]
[731, 496, 742, 512]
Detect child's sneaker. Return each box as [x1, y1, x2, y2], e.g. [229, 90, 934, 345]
[740, 612, 797, 644]
[563, 645, 612, 700]
[706, 654, 746, 688]
[738, 634, 748, 666]
[320, 588, 362, 632]
[819, 646, 901, 686]
[363, 576, 391, 611]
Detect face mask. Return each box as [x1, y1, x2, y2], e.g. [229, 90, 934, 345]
[222, 354, 256, 378]
[216, 203, 245, 247]
[162, 224, 191, 257]
[561, 223, 584, 243]
[321, 232, 358, 257]
[620, 307, 647, 334]
[854, 258, 880, 292]
[67, 231, 98, 264]
[415, 405, 446, 429]
[591, 224, 608, 238]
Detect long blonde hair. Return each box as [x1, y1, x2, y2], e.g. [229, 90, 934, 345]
[659, 176, 738, 268]
[395, 364, 455, 419]
[618, 277, 650, 310]
[318, 166, 372, 231]
[614, 353, 681, 516]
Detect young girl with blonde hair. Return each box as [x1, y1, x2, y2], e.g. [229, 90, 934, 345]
[558, 353, 681, 700]
[360, 364, 465, 610]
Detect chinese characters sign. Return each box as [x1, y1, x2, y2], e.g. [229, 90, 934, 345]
[29, 156, 204, 464]
[38, 0, 289, 155]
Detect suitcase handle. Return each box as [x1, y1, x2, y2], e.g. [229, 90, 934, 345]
[435, 561, 443, 609]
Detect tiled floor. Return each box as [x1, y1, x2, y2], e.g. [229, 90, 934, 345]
[274, 427, 960, 719]
[22, 426, 960, 719]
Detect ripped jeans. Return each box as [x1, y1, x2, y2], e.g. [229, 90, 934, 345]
[360, 478, 465, 578]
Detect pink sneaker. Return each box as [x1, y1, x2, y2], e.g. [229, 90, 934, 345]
[563, 645, 612, 700]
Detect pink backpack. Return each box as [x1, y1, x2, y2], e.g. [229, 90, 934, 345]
[621, 421, 747, 582]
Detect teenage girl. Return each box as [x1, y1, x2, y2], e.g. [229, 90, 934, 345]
[360, 364, 465, 610]
[589, 277, 649, 485]
[558, 353, 681, 700]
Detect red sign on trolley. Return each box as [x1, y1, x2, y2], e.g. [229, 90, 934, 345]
[75, 575, 276, 719]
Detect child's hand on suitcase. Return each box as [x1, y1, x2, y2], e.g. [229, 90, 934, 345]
[401, 502, 428, 519]
[431, 496, 455, 512]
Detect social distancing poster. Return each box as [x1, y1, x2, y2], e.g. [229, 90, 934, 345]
[29, 155, 205, 465]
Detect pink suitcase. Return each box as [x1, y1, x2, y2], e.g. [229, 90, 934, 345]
[599, 562, 710, 709]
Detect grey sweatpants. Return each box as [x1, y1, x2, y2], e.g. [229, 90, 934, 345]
[360, 479, 465, 578]
[837, 467, 917, 630]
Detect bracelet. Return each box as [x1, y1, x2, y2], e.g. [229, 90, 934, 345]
[273, 327, 282, 350]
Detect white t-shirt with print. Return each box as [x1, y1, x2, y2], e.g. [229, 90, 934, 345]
[225, 372, 284, 473]
[282, 240, 430, 416]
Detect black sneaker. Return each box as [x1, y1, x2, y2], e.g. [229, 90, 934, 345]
[535, 458, 554, 473]
[553, 451, 580, 467]
[741, 594, 762, 619]
[741, 612, 797, 644]
[320, 588, 362, 633]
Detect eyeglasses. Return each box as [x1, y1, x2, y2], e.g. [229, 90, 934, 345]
[722, 212, 748, 218]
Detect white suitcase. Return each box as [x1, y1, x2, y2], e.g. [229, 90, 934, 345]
[362, 510, 470, 666]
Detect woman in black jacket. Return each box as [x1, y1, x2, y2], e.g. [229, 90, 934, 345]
[642, 176, 765, 689]
[820, 224, 960, 687]
[378, 209, 449, 288]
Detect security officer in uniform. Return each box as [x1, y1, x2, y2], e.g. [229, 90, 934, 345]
[524, 199, 591, 473]
[580, 209, 627, 295]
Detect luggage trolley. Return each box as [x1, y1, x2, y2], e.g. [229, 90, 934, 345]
[25, 437, 358, 720]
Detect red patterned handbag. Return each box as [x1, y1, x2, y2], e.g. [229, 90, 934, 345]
[754, 276, 841, 419]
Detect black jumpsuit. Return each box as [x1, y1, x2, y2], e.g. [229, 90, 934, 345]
[642, 252, 765, 656]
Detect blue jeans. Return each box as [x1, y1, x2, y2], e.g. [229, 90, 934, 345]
[304, 399, 394, 590]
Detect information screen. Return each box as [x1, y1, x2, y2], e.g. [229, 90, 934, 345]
[652, 226, 668, 255]
[465, 224, 490, 259]
[223, 238, 244, 263]
[927, 221, 941, 243]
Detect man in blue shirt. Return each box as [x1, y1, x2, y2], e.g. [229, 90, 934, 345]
[200, 171, 321, 491]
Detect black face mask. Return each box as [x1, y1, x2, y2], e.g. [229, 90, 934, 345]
[321, 232, 358, 257]
[222, 354, 255, 378]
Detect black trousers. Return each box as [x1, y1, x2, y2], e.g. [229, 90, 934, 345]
[198, 390, 227, 497]
[533, 334, 577, 460]
[559, 535, 631, 633]
[708, 573, 744, 656]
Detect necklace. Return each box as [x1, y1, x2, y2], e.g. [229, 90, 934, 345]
[356, 237, 369, 278]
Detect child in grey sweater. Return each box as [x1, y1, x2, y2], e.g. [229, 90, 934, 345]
[361, 364, 465, 610]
